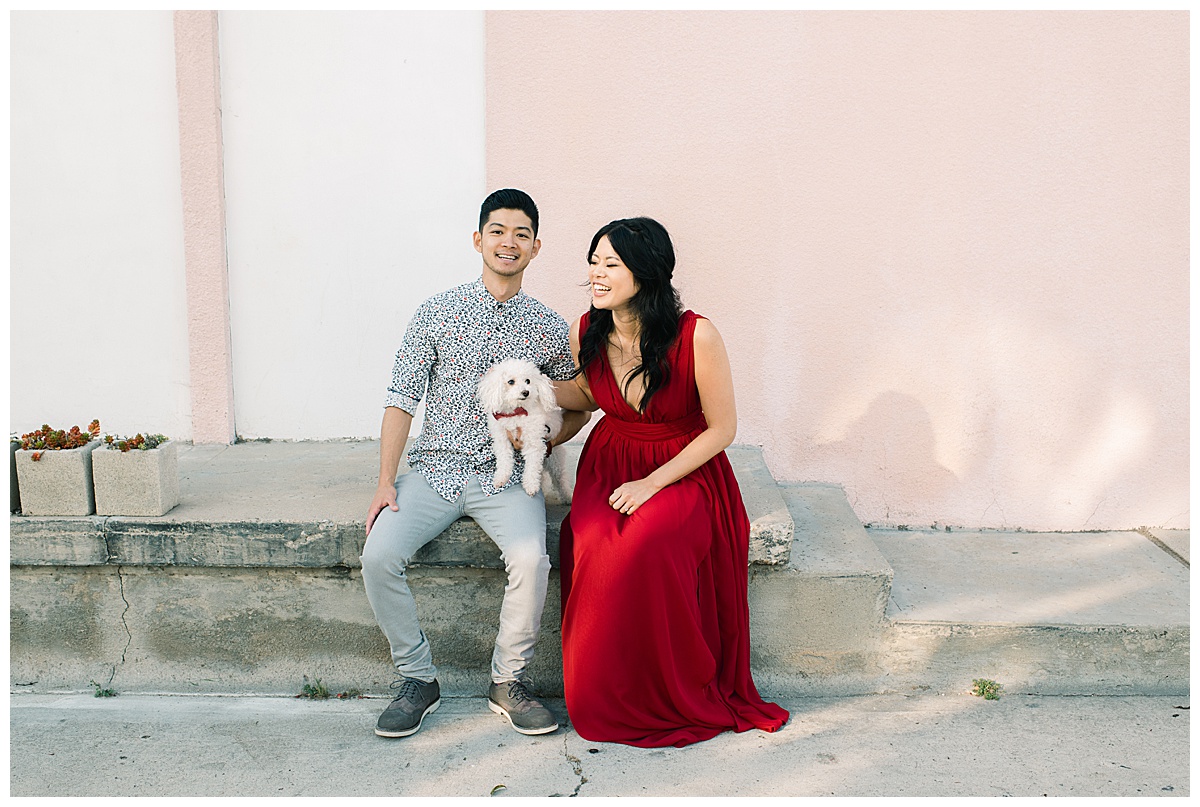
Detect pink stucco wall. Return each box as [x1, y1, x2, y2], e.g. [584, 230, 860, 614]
[175, 11, 236, 444]
[486, 11, 1188, 530]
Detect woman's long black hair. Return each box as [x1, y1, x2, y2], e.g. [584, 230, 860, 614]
[577, 217, 684, 413]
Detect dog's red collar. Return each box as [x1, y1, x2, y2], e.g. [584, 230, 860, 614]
[493, 407, 528, 420]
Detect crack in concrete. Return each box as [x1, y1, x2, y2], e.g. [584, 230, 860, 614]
[97, 518, 133, 686]
[1081, 498, 1105, 529]
[110, 565, 133, 686]
[980, 490, 1007, 529]
[99, 516, 113, 563]
[563, 736, 587, 797]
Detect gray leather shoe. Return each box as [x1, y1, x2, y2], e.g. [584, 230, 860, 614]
[488, 679, 559, 735]
[375, 677, 440, 738]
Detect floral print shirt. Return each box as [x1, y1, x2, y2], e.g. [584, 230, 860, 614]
[385, 277, 574, 501]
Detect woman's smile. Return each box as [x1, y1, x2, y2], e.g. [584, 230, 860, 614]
[589, 236, 637, 310]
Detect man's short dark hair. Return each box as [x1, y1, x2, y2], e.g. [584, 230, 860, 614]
[479, 189, 539, 237]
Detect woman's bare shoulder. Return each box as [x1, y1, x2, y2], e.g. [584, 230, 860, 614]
[691, 315, 725, 351]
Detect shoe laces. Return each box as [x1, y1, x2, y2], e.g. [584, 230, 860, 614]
[506, 679, 536, 704]
[389, 677, 423, 704]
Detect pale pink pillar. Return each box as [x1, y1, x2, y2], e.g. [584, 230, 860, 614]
[174, 10, 236, 443]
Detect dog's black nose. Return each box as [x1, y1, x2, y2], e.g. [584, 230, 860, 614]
[520, 390, 529, 398]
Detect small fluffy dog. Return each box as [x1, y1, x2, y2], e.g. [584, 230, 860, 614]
[477, 358, 564, 497]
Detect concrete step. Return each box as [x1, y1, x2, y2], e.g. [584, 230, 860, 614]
[8, 441, 791, 570]
[749, 483, 894, 695]
[9, 441, 1189, 699]
[868, 528, 1190, 696]
[9, 440, 797, 698]
[749, 485, 1188, 697]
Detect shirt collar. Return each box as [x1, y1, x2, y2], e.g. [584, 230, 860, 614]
[472, 276, 526, 308]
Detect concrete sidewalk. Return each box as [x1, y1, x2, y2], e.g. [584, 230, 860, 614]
[9, 692, 1189, 797]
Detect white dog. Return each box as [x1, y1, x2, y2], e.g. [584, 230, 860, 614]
[477, 358, 564, 497]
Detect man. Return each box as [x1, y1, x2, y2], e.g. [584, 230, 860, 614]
[361, 189, 588, 739]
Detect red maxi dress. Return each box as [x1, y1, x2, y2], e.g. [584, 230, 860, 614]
[559, 310, 789, 747]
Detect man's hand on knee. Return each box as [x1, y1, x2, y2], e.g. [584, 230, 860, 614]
[367, 483, 400, 536]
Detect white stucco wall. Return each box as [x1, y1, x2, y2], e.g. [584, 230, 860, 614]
[11, 12, 193, 441]
[217, 11, 487, 439]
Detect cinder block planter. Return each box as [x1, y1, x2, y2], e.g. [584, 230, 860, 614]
[92, 440, 180, 517]
[13, 441, 101, 516]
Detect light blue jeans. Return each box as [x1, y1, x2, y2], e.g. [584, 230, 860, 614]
[360, 472, 550, 684]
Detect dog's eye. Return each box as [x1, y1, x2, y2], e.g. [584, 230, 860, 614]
[507, 379, 514, 385]
[525, 379, 531, 384]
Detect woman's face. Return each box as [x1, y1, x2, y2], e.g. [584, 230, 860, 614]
[588, 235, 639, 312]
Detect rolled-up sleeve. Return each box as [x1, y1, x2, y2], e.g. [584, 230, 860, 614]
[541, 317, 575, 381]
[384, 304, 435, 414]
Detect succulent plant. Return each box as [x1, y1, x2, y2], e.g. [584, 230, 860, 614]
[20, 420, 100, 460]
[103, 432, 169, 452]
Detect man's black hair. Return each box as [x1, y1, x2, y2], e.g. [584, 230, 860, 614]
[479, 188, 539, 237]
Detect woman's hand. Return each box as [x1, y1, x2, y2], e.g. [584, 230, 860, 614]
[609, 477, 662, 515]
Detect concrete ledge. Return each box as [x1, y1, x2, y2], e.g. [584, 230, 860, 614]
[11, 560, 874, 699]
[746, 484, 895, 696]
[783, 483, 892, 580]
[10, 442, 791, 569]
[7, 480, 832, 698]
[874, 621, 1190, 696]
[10, 518, 109, 565]
[726, 447, 793, 564]
[865, 527, 1190, 697]
[10, 514, 563, 571]
[7, 440, 803, 696]
[9, 441, 1188, 699]
[871, 528, 1190, 626]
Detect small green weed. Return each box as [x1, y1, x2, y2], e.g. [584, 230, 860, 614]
[971, 678, 1002, 700]
[296, 676, 331, 699]
[296, 676, 362, 700]
[90, 680, 117, 698]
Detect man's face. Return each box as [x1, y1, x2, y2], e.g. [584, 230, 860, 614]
[474, 208, 541, 278]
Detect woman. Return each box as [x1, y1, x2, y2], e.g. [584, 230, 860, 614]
[555, 217, 788, 747]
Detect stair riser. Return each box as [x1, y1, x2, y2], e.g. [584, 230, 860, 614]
[17, 564, 1182, 698]
[12, 563, 888, 696]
